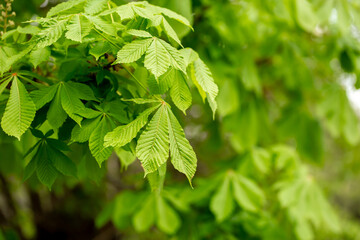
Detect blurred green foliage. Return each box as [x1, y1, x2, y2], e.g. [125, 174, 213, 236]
[1, 0, 360, 240]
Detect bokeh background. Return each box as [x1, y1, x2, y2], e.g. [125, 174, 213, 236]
[2, 0, 360, 239]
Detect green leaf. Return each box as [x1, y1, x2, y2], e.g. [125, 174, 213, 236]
[36, 21, 67, 48]
[65, 15, 92, 42]
[152, 5, 193, 29]
[84, 0, 108, 15]
[162, 17, 183, 47]
[121, 98, 161, 104]
[0, 46, 33, 74]
[158, 39, 186, 73]
[30, 84, 59, 110]
[36, 145, 59, 190]
[166, 106, 197, 183]
[156, 195, 181, 234]
[0, 77, 12, 97]
[115, 4, 135, 20]
[47, 0, 86, 17]
[60, 83, 83, 125]
[89, 116, 114, 166]
[148, 69, 173, 94]
[66, 81, 97, 101]
[132, 194, 156, 232]
[210, 174, 234, 222]
[144, 38, 171, 78]
[231, 174, 265, 212]
[180, 48, 199, 67]
[47, 88, 67, 129]
[89, 41, 112, 60]
[115, 38, 153, 64]
[47, 144, 77, 177]
[169, 70, 192, 113]
[104, 104, 160, 148]
[125, 29, 153, 38]
[86, 15, 117, 36]
[136, 105, 169, 175]
[192, 58, 218, 118]
[295, 0, 319, 32]
[71, 116, 102, 143]
[29, 47, 51, 68]
[1, 77, 36, 140]
[114, 147, 136, 170]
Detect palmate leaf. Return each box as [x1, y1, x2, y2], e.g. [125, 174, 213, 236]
[104, 104, 161, 148]
[169, 70, 192, 113]
[116, 38, 153, 64]
[1, 77, 36, 140]
[144, 38, 171, 79]
[89, 116, 115, 166]
[166, 106, 197, 183]
[65, 14, 92, 42]
[136, 104, 169, 175]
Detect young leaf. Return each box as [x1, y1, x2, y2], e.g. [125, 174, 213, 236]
[144, 38, 170, 79]
[121, 98, 161, 104]
[30, 84, 59, 110]
[104, 104, 161, 148]
[166, 106, 197, 183]
[71, 116, 102, 143]
[116, 38, 153, 64]
[126, 29, 153, 38]
[89, 41, 112, 60]
[84, 0, 108, 15]
[65, 14, 92, 42]
[192, 58, 218, 118]
[89, 116, 115, 166]
[158, 39, 186, 73]
[36, 21, 67, 48]
[36, 146, 59, 190]
[29, 47, 51, 68]
[132, 194, 156, 232]
[231, 174, 265, 212]
[47, 144, 77, 177]
[86, 15, 117, 36]
[162, 17, 183, 47]
[156, 195, 181, 234]
[47, 0, 86, 17]
[47, 89, 67, 129]
[1, 77, 36, 140]
[169, 71, 192, 113]
[0, 77, 12, 97]
[210, 174, 234, 222]
[136, 105, 169, 175]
